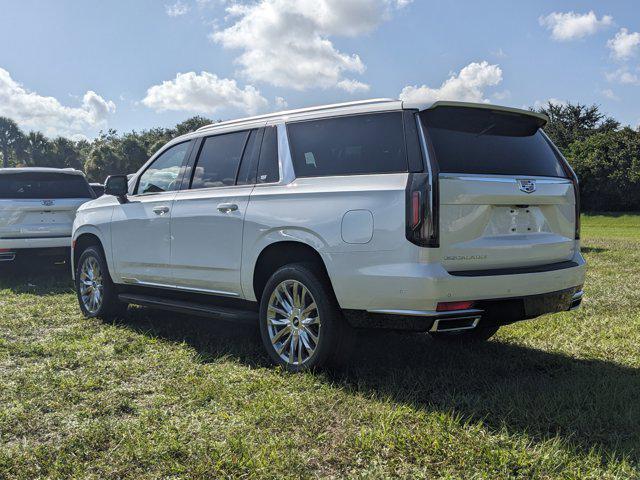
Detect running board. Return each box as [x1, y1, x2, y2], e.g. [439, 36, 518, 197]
[118, 293, 257, 324]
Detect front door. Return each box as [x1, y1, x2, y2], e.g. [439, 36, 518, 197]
[110, 140, 193, 286]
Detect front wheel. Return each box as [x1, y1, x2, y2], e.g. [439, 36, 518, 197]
[258, 263, 348, 371]
[75, 246, 126, 320]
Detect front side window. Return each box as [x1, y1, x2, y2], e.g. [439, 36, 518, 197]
[287, 112, 408, 178]
[137, 141, 191, 194]
[190, 131, 250, 189]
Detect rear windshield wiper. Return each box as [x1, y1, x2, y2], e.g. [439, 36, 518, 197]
[475, 123, 495, 138]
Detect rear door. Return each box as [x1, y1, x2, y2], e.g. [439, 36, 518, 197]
[0, 171, 93, 240]
[419, 106, 577, 273]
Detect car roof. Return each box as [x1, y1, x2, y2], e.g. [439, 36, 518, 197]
[188, 98, 548, 140]
[0, 167, 86, 176]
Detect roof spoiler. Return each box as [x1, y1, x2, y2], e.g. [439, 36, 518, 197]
[415, 100, 549, 127]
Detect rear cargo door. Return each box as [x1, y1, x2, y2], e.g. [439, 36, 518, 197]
[0, 171, 94, 239]
[420, 106, 577, 273]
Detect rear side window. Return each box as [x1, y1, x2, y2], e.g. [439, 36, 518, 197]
[191, 131, 250, 189]
[420, 107, 566, 178]
[0, 172, 93, 199]
[257, 126, 279, 183]
[287, 112, 408, 177]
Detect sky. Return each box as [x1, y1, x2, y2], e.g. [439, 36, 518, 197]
[0, 0, 639, 140]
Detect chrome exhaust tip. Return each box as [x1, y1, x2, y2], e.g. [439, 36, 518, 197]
[430, 316, 481, 333]
[0, 252, 16, 262]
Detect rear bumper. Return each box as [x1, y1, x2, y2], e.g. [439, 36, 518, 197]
[0, 236, 72, 250]
[345, 287, 583, 331]
[0, 239, 71, 263]
[332, 251, 586, 312]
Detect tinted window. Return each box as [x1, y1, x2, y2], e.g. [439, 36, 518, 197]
[0, 172, 93, 199]
[191, 131, 249, 189]
[257, 126, 279, 183]
[236, 130, 261, 186]
[137, 141, 191, 194]
[287, 112, 408, 177]
[420, 107, 566, 177]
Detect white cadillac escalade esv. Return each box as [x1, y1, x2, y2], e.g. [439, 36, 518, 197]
[72, 99, 585, 370]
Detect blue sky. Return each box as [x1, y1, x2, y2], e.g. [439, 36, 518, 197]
[0, 0, 638, 139]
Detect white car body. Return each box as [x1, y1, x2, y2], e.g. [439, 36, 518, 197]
[0, 167, 94, 262]
[72, 99, 585, 331]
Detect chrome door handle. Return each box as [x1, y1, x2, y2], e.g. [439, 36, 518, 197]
[152, 206, 170, 215]
[217, 203, 238, 213]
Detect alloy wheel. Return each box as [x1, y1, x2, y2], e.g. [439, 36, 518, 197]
[266, 279, 321, 366]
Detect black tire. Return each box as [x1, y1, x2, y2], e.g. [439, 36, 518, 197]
[75, 245, 127, 320]
[258, 263, 350, 371]
[429, 324, 500, 343]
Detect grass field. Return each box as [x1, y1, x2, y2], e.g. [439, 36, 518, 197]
[1, 214, 639, 479]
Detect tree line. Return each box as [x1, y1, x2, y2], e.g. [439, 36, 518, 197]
[0, 104, 639, 211]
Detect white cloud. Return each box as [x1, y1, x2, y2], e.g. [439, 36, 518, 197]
[607, 28, 640, 60]
[539, 11, 613, 41]
[142, 71, 268, 115]
[399, 61, 503, 104]
[533, 98, 568, 109]
[601, 89, 620, 101]
[492, 89, 511, 100]
[211, 0, 410, 91]
[0, 67, 115, 138]
[166, 1, 190, 17]
[274, 96, 288, 110]
[605, 68, 640, 85]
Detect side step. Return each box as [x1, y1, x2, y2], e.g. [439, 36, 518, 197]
[118, 293, 258, 324]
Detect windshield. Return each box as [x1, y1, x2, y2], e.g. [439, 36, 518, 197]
[420, 107, 566, 178]
[0, 172, 94, 199]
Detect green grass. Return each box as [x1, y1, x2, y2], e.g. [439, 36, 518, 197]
[1, 214, 639, 479]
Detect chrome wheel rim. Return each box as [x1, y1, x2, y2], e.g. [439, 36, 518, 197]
[79, 256, 104, 314]
[266, 279, 321, 366]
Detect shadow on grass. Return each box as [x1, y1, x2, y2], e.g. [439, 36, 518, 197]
[2, 269, 638, 465]
[0, 261, 73, 294]
[119, 307, 640, 465]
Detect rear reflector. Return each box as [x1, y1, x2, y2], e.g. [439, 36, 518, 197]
[436, 301, 475, 312]
[0, 248, 11, 253]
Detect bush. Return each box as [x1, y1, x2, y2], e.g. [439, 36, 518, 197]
[566, 128, 640, 212]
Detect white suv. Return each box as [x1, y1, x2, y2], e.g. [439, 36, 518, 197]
[0, 167, 95, 264]
[72, 99, 585, 370]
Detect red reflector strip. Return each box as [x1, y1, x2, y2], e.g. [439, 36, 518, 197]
[0, 248, 11, 253]
[411, 191, 421, 228]
[436, 301, 475, 312]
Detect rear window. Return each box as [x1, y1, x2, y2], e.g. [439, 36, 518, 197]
[420, 107, 566, 178]
[0, 172, 94, 199]
[287, 112, 408, 177]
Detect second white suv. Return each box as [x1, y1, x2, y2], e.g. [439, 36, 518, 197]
[72, 99, 585, 370]
[0, 167, 95, 264]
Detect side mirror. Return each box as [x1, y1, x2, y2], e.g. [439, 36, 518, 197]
[104, 175, 129, 198]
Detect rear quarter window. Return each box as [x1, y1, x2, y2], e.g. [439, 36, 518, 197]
[0, 172, 94, 199]
[287, 112, 408, 177]
[420, 107, 566, 178]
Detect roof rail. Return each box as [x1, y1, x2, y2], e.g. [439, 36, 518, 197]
[196, 98, 397, 132]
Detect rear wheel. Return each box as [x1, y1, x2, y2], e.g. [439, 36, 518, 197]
[258, 263, 348, 371]
[429, 324, 499, 343]
[75, 246, 126, 320]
